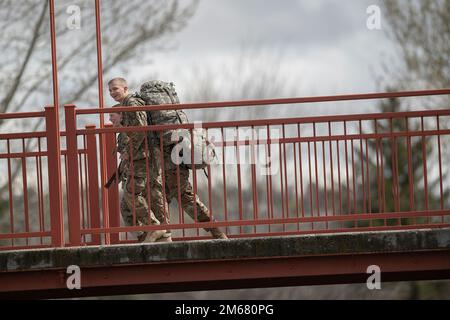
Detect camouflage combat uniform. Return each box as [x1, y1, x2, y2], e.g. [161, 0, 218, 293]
[141, 80, 227, 239]
[119, 94, 163, 241]
[150, 144, 227, 239]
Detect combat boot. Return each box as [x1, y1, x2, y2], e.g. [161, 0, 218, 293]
[156, 235, 173, 243]
[210, 228, 229, 239]
[145, 229, 167, 243]
[137, 232, 148, 242]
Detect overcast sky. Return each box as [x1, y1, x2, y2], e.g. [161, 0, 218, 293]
[123, 0, 396, 110]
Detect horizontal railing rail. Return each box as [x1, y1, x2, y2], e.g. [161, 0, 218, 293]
[1, 89, 449, 250]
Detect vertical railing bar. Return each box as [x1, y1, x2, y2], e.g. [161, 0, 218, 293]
[44, 106, 64, 247]
[336, 135, 343, 216]
[7, 139, 14, 247]
[79, 147, 86, 244]
[64, 153, 69, 232]
[251, 126, 258, 234]
[421, 117, 429, 215]
[267, 125, 274, 232]
[436, 115, 444, 215]
[35, 148, 41, 243]
[282, 124, 289, 231]
[65, 104, 82, 246]
[84, 134, 91, 241]
[190, 128, 199, 237]
[143, 133, 153, 234]
[129, 137, 137, 229]
[293, 134, 300, 231]
[104, 123, 119, 244]
[359, 120, 366, 214]
[158, 132, 170, 235]
[21, 138, 30, 246]
[37, 138, 44, 244]
[235, 127, 243, 235]
[344, 121, 350, 217]
[307, 137, 313, 230]
[85, 125, 101, 245]
[405, 117, 415, 214]
[394, 118, 401, 215]
[328, 122, 336, 217]
[322, 139, 328, 230]
[366, 137, 371, 214]
[174, 130, 184, 238]
[206, 129, 214, 228]
[379, 131, 386, 225]
[94, 0, 110, 244]
[313, 123, 320, 219]
[264, 141, 271, 234]
[221, 127, 228, 235]
[279, 129, 285, 231]
[267, 125, 275, 232]
[374, 120, 381, 215]
[49, 0, 64, 246]
[389, 118, 398, 215]
[297, 124, 305, 220]
[351, 139, 356, 215]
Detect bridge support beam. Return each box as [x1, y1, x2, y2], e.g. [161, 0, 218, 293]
[1, 228, 449, 299]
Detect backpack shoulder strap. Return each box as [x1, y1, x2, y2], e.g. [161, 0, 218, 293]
[162, 84, 187, 124]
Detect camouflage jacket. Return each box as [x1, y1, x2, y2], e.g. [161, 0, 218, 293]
[120, 93, 148, 161]
[116, 132, 130, 182]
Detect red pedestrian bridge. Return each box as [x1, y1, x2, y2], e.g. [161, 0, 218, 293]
[0, 0, 449, 299]
[1, 88, 450, 299]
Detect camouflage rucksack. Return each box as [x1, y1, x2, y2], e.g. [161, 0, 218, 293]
[139, 80, 217, 170]
[139, 80, 188, 145]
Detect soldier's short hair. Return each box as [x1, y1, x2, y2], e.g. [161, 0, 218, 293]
[108, 77, 128, 87]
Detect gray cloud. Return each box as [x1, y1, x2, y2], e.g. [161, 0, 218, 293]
[127, 0, 395, 108]
[173, 0, 384, 55]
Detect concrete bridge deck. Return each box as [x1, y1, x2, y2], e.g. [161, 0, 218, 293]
[1, 228, 449, 299]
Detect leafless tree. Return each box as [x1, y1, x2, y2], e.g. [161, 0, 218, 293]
[0, 0, 199, 188]
[1, 0, 199, 115]
[380, 0, 450, 103]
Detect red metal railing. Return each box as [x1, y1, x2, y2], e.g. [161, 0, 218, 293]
[0, 109, 59, 249]
[1, 0, 450, 250]
[1, 89, 450, 250]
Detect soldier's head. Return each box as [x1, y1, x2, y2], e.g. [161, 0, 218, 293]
[108, 77, 128, 103]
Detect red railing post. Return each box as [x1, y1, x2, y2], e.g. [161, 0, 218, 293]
[86, 125, 101, 245]
[65, 105, 81, 246]
[94, 0, 110, 244]
[105, 123, 120, 244]
[45, 106, 64, 247]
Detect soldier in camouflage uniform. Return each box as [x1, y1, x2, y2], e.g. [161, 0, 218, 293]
[141, 80, 228, 241]
[151, 145, 228, 241]
[108, 78, 166, 242]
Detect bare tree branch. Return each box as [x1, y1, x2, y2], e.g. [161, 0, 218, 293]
[0, 0, 200, 193]
[381, 0, 450, 95]
[0, 1, 48, 114]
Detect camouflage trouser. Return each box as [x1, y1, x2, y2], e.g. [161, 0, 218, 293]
[149, 145, 225, 238]
[121, 159, 161, 239]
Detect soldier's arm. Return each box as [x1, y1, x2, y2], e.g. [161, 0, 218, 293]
[123, 99, 147, 157]
[117, 132, 129, 154]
